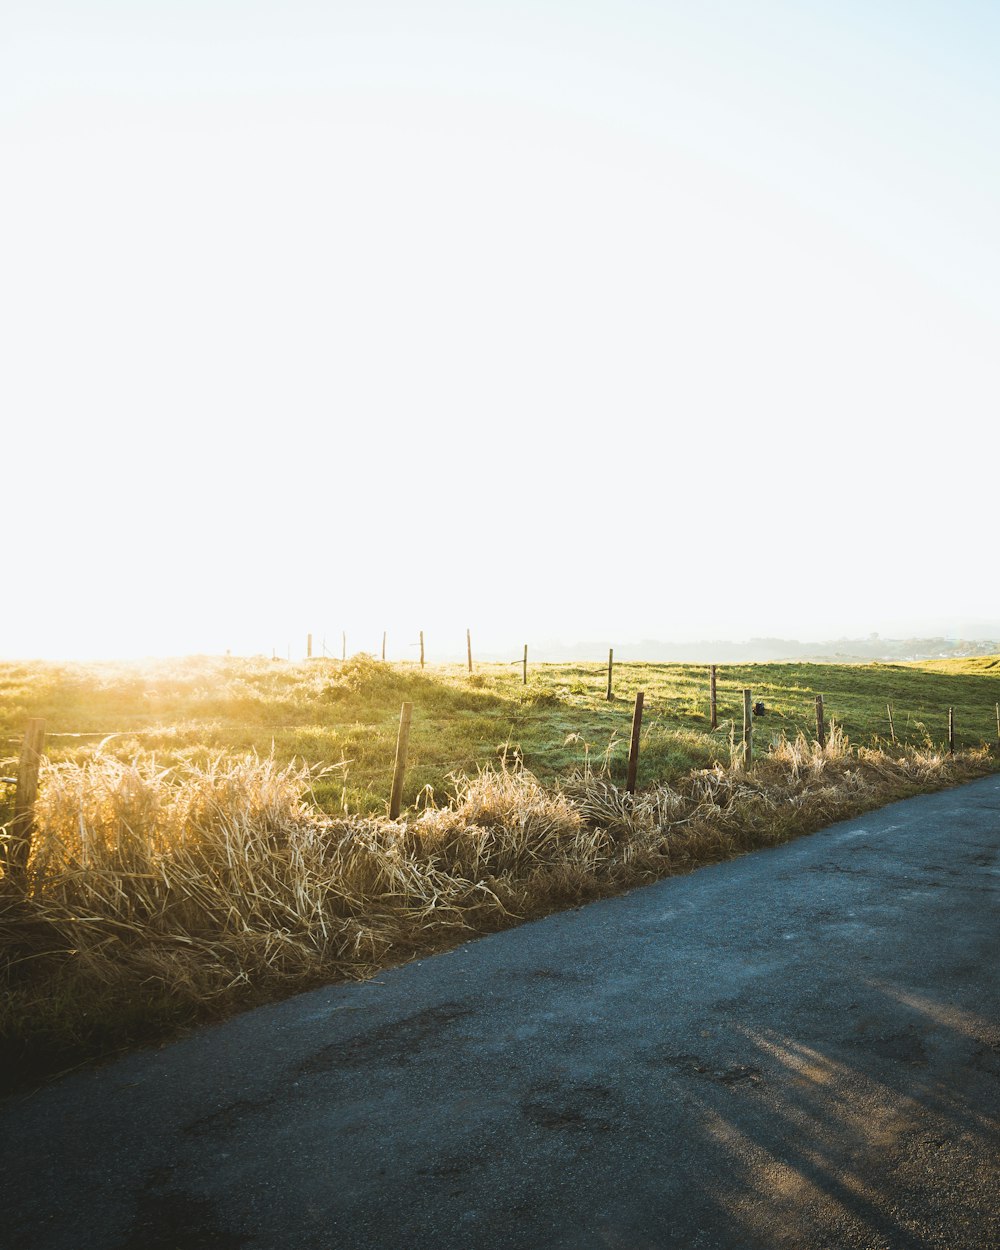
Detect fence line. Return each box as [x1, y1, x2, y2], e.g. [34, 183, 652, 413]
[3, 675, 995, 890]
[3, 656, 998, 885]
[4, 685, 997, 755]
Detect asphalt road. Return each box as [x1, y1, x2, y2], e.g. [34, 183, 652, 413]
[3, 776, 999, 1250]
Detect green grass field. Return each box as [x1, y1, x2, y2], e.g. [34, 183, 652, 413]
[3, 653, 998, 817]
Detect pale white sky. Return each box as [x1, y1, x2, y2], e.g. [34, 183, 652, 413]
[2, 2, 998, 659]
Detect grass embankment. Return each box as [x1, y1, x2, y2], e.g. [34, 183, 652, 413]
[1, 655, 998, 1090]
[2, 653, 998, 813]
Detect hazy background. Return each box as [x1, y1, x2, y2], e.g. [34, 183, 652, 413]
[3, 1, 998, 660]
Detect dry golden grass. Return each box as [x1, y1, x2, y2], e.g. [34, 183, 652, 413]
[1, 732, 994, 1087]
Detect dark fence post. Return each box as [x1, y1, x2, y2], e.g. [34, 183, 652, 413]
[710, 664, 717, 730]
[742, 689, 752, 769]
[626, 691, 644, 794]
[389, 703, 413, 820]
[815, 694, 826, 750]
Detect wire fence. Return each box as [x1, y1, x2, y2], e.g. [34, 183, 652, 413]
[3, 669, 998, 887]
[3, 654, 999, 822]
[4, 703, 996, 776]
[4, 699, 999, 751]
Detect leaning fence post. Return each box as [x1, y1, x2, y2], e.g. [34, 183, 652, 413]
[742, 689, 752, 769]
[887, 702, 895, 745]
[7, 719, 46, 889]
[626, 691, 644, 795]
[710, 664, 718, 730]
[523, 644, 528, 685]
[948, 707, 955, 755]
[389, 703, 413, 820]
[419, 631, 425, 670]
[815, 694, 826, 750]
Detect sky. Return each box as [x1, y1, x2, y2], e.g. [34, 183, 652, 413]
[3, 1, 998, 660]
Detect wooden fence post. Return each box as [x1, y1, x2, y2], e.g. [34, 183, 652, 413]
[389, 703, 413, 820]
[7, 719, 46, 888]
[523, 644, 528, 685]
[606, 648, 614, 701]
[467, 628, 473, 674]
[420, 631, 425, 669]
[710, 664, 717, 730]
[887, 703, 895, 744]
[307, 633, 312, 659]
[626, 691, 644, 795]
[342, 632, 347, 662]
[742, 689, 752, 769]
[815, 694, 826, 749]
[995, 701, 999, 744]
[948, 707, 955, 755]
[382, 631, 387, 662]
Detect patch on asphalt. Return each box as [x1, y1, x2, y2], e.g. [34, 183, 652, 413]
[648, 1052, 763, 1087]
[966, 1041, 1000, 1075]
[118, 1185, 251, 1249]
[184, 1094, 279, 1137]
[519, 1079, 619, 1132]
[297, 1002, 472, 1076]
[807, 862, 875, 877]
[509, 966, 587, 984]
[417, 1157, 478, 1180]
[416, 1147, 491, 1186]
[844, 1026, 928, 1065]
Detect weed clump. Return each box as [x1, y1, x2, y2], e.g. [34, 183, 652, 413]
[322, 654, 409, 699]
[519, 687, 561, 708]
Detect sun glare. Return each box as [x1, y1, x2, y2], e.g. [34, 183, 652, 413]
[3, 3, 998, 659]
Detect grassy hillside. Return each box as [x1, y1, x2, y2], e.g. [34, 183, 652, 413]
[2, 654, 998, 817]
[911, 654, 1000, 678]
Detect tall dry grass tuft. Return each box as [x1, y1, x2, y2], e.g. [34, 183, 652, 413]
[1, 733, 994, 1085]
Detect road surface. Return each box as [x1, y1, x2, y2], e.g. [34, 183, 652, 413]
[3, 775, 999, 1249]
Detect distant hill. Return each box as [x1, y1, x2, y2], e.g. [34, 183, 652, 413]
[489, 637, 1000, 664]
